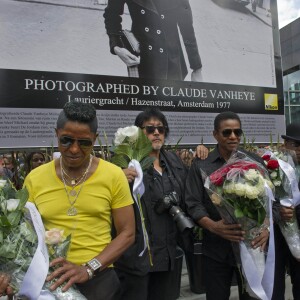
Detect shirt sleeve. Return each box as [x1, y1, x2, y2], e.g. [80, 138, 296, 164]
[185, 159, 209, 222]
[111, 169, 134, 209]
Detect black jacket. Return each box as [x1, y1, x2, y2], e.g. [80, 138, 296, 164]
[114, 149, 187, 275]
[103, 0, 201, 80]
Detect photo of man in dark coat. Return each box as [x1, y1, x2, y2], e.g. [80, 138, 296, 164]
[103, 0, 202, 80]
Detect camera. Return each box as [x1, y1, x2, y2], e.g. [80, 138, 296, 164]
[155, 191, 195, 232]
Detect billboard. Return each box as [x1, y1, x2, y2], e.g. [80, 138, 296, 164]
[0, 0, 284, 148]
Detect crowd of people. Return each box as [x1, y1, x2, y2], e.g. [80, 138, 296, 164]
[0, 102, 300, 300]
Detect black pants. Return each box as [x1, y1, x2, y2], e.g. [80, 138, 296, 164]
[272, 225, 300, 300]
[203, 255, 257, 300]
[116, 269, 177, 300]
[76, 268, 120, 300]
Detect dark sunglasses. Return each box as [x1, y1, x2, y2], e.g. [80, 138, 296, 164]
[221, 128, 243, 137]
[32, 158, 45, 163]
[142, 125, 166, 134]
[59, 136, 93, 148]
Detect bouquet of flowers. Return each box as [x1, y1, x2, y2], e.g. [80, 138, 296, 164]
[42, 228, 87, 299]
[0, 180, 86, 299]
[261, 149, 300, 261]
[202, 151, 275, 300]
[0, 179, 37, 295]
[111, 125, 154, 171]
[111, 125, 154, 259]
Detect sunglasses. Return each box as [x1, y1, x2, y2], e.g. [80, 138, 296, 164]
[59, 136, 93, 148]
[32, 158, 45, 163]
[142, 125, 166, 134]
[221, 128, 243, 137]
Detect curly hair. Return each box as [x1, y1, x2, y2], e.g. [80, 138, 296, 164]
[56, 101, 98, 133]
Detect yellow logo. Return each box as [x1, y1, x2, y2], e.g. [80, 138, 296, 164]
[264, 94, 278, 110]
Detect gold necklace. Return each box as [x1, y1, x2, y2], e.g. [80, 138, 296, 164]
[60, 155, 93, 216]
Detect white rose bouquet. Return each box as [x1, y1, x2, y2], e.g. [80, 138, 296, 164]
[111, 126, 154, 171]
[111, 125, 154, 259]
[202, 151, 275, 300]
[42, 228, 87, 299]
[0, 179, 38, 295]
[260, 149, 300, 261]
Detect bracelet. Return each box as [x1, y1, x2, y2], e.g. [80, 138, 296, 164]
[260, 224, 270, 234]
[83, 265, 94, 280]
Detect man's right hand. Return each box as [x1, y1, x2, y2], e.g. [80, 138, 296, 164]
[200, 218, 245, 242]
[123, 168, 138, 183]
[114, 47, 140, 67]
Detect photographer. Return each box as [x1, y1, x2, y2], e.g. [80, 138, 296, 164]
[115, 108, 206, 300]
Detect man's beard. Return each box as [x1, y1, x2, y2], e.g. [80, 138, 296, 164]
[152, 142, 163, 150]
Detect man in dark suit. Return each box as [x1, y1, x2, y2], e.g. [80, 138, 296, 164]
[103, 0, 202, 80]
[185, 111, 269, 300]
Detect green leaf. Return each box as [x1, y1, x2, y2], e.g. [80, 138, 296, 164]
[7, 211, 22, 227]
[113, 144, 133, 160]
[111, 155, 130, 168]
[16, 187, 29, 210]
[140, 156, 155, 171]
[234, 208, 244, 218]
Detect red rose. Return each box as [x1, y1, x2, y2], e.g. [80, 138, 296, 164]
[210, 173, 224, 186]
[262, 154, 271, 161]
[267, 159, 279, 170]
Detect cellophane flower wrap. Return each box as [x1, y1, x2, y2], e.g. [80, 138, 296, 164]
[260, 148, 300, 261]
[111, 126, 154, 259]
[202, 151, 275, 299]
[0, 179, 37, 294]
[42, 228, 87, 299]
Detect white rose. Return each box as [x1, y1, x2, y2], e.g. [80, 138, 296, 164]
[273, 180, 282, 187]
[45, 228, 65, 245]
[245, 184, 259, 199]
[234, 183, 246, 197]
[244, 169, 259, 181]
[224, 182, 235, 194]
[1, 199, 20, 212]
[270, 171, 277, 179]
[0, 180, 7, 188]
[114, 126, 139, 146]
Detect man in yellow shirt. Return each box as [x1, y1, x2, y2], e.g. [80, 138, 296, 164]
[24, 101, 135, 300]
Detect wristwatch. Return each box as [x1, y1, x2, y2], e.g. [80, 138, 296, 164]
[83, 258, 102, 279]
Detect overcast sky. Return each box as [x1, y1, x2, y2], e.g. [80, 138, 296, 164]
[277, 0, 300, 28]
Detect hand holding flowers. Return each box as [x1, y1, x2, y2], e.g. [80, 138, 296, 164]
[202, 151, 275, 300]
[261, 149, 300, 261]
[43, 228, 87, 299]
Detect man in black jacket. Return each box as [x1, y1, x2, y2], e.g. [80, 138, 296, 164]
[185, 111, 270, 300]
[103, 0, 202, 80]
[115, 108, 188, 300]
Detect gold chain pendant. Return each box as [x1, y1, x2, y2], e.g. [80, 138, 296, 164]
[69, 190, 77, 197]
[67, 206, 78, 216]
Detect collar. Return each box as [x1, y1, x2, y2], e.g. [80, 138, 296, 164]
[206, 146, 225, 164]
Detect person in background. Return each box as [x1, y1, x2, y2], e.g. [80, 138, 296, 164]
[24, 101, 135, 300]
[2, 155, 14, 180]
[272, 122, 300, 300]
[185, 111, 270, 300]
[24, 152, 46, 176]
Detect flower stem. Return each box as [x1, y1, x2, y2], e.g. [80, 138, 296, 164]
[137, 194, 153, 266]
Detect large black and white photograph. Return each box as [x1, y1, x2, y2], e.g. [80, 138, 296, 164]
[1, 0, 276, 87]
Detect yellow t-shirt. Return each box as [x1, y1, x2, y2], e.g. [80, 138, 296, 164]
[24, 159, 133, 265]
